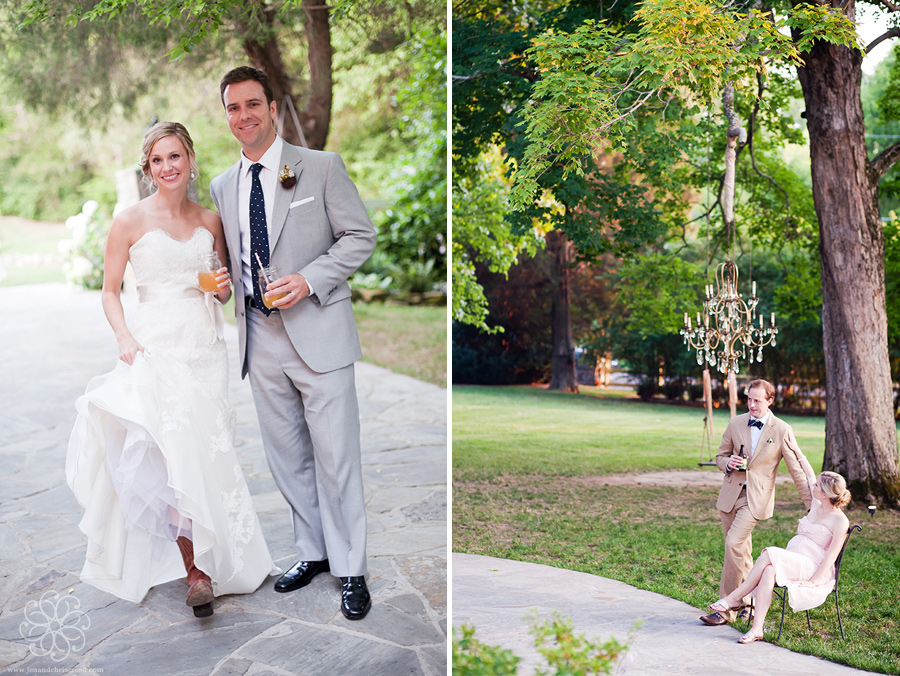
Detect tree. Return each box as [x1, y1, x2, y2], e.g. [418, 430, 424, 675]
[453, 1, 679, 392]
[509, 0, 900, 504]
[452, 148, 545, 333]
[13, 0, 442, 150]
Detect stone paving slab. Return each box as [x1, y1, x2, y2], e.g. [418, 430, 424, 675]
[0, 283, 447, 675]
[453, 553, 882, 676]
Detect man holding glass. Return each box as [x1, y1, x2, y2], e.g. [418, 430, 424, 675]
[210, 66, 376, 620]
[700, 379, 812, 627]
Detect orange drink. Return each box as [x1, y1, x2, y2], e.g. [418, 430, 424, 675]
[198, 271, 219, 292]
[263, 291, 288, 309]
[258, 264, 286, 309]
[199, 251, 222, 292]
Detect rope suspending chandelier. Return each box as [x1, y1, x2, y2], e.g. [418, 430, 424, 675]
[680, 257, 778, 376]
[679, 87, 779, 379]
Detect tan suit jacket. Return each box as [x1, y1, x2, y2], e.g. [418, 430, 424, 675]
[715, 412, 811, 520]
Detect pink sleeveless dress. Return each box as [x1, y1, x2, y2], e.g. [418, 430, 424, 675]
[759, 516, 836, 612]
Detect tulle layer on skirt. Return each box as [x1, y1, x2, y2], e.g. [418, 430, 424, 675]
[67, 349, 277, 603]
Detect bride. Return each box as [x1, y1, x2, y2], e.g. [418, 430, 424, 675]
[67, 122, 277, 617]
[708, 432, 851, 644]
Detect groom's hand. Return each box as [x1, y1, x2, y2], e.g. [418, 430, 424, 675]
[267, 273, 310, 309]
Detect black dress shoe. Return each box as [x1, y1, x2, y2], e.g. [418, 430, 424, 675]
[340, 576, 371, 620]
[274, 559, 330, 593]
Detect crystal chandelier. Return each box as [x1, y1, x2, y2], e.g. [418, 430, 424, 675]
[680, 258, 778, 375]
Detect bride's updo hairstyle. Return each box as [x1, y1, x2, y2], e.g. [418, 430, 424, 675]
[140, 122, 200, 189]
[819, 471, 851, 509]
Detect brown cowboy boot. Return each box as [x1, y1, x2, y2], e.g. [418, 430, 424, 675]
[176, 536, 214, 617]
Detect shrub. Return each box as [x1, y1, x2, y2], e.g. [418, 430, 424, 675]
[58, 201, 109, 290]
[453, 612, 631, 676]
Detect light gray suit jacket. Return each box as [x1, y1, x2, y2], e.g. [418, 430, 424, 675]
[210, 143, 377, 377]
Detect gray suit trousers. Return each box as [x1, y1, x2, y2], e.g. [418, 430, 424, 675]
[246, 305, 367, 577]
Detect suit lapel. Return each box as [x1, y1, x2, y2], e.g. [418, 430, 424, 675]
[270, 144, 304, 251]
[220, 162, 242, 272]
[736, 413, 752, 460]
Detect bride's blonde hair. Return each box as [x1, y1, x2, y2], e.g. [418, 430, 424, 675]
[819, 471, 851, 509]
[140, 122, 200, 189]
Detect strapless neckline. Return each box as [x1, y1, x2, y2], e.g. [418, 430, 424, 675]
[130, 227, 210, 251]
[800, 515, 832, 533]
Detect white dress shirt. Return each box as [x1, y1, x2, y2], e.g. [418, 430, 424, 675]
[238, 136, 283, 295]
[749, 412, 769, 459]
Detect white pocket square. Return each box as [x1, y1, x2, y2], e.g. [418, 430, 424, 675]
[290, 197, 315, 208]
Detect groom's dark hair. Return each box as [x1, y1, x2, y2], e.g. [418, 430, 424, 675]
[220, 67, 275, 107]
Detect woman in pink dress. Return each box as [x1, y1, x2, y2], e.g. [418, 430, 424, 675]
[708, 434, 851, 644]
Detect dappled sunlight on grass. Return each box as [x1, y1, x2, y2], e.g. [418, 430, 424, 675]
[453, 385, 827, 480]
[453, 386, 900, 674]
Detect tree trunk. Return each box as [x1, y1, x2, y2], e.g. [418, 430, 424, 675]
[546, 229, 578, 392]
[794, 11, 900, 505]
[299, 0, 333, 151]
[238, 0, 332, 150]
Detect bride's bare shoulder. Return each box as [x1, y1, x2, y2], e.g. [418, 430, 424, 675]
[109, 200, 153, 247]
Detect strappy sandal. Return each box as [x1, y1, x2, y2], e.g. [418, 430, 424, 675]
[708, 599, 741, 613]
[737, 631, 764, 644]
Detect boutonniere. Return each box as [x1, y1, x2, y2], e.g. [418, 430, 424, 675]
[279, 165, 296, 189]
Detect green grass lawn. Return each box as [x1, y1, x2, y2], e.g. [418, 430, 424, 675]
[214, 299, 445, 386]
[453, 385, 900, 674]
[0, 217, 67, 286]
[453, 385, 826, 479]
[355, 302, 446, 387]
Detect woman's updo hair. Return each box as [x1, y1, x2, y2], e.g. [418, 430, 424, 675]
[818, 471, 851, 509]
[139, 122, 200, 189]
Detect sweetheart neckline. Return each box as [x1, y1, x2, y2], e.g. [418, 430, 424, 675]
[800, 516, 833, 532]
[130, 227, 211, 250]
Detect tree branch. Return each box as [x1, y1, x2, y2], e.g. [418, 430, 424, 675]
[871, 139, 900, 178]
[746, 71, 791, 213]
[869, 0, 900, 13]
[867, 27, 900, 54]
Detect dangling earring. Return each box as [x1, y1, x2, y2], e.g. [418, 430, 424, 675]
[190, 169, 196, 181]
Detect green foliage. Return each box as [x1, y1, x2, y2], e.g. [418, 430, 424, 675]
[452, 149, 544, 332]
[3, 0, 227, 125]
[885, 216, 900, 382]
[453, 625, 520, 676]
[3, 0, 447, 303]
[529, 612, 629, 676]
[370, 27, 447, 293]
[868, 46, 900, 212]
[510, 0, 859, 211]
[20, 0, 239, 61]
[615, 253, 701, 337]
[453, 613, 629, 676]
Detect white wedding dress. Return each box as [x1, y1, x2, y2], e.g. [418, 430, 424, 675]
[67, 227, 277, 603]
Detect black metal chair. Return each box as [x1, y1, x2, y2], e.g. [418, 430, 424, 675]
[748, 524, 861, 641]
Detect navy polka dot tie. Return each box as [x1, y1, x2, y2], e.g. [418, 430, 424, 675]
[249, 163, 272, 316]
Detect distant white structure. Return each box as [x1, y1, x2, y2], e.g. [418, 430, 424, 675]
[113, 169, 149, 294]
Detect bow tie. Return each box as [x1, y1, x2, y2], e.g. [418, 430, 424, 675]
[748, 419, 764, 429]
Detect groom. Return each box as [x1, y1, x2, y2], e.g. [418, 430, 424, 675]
[210, 66, 376, 620]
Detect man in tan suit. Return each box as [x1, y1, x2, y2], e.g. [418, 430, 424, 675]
[700, 379, 812, 626]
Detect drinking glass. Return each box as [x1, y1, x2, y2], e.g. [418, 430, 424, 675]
[258, 264, 287, 309]
[198, 252, 221, 292]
